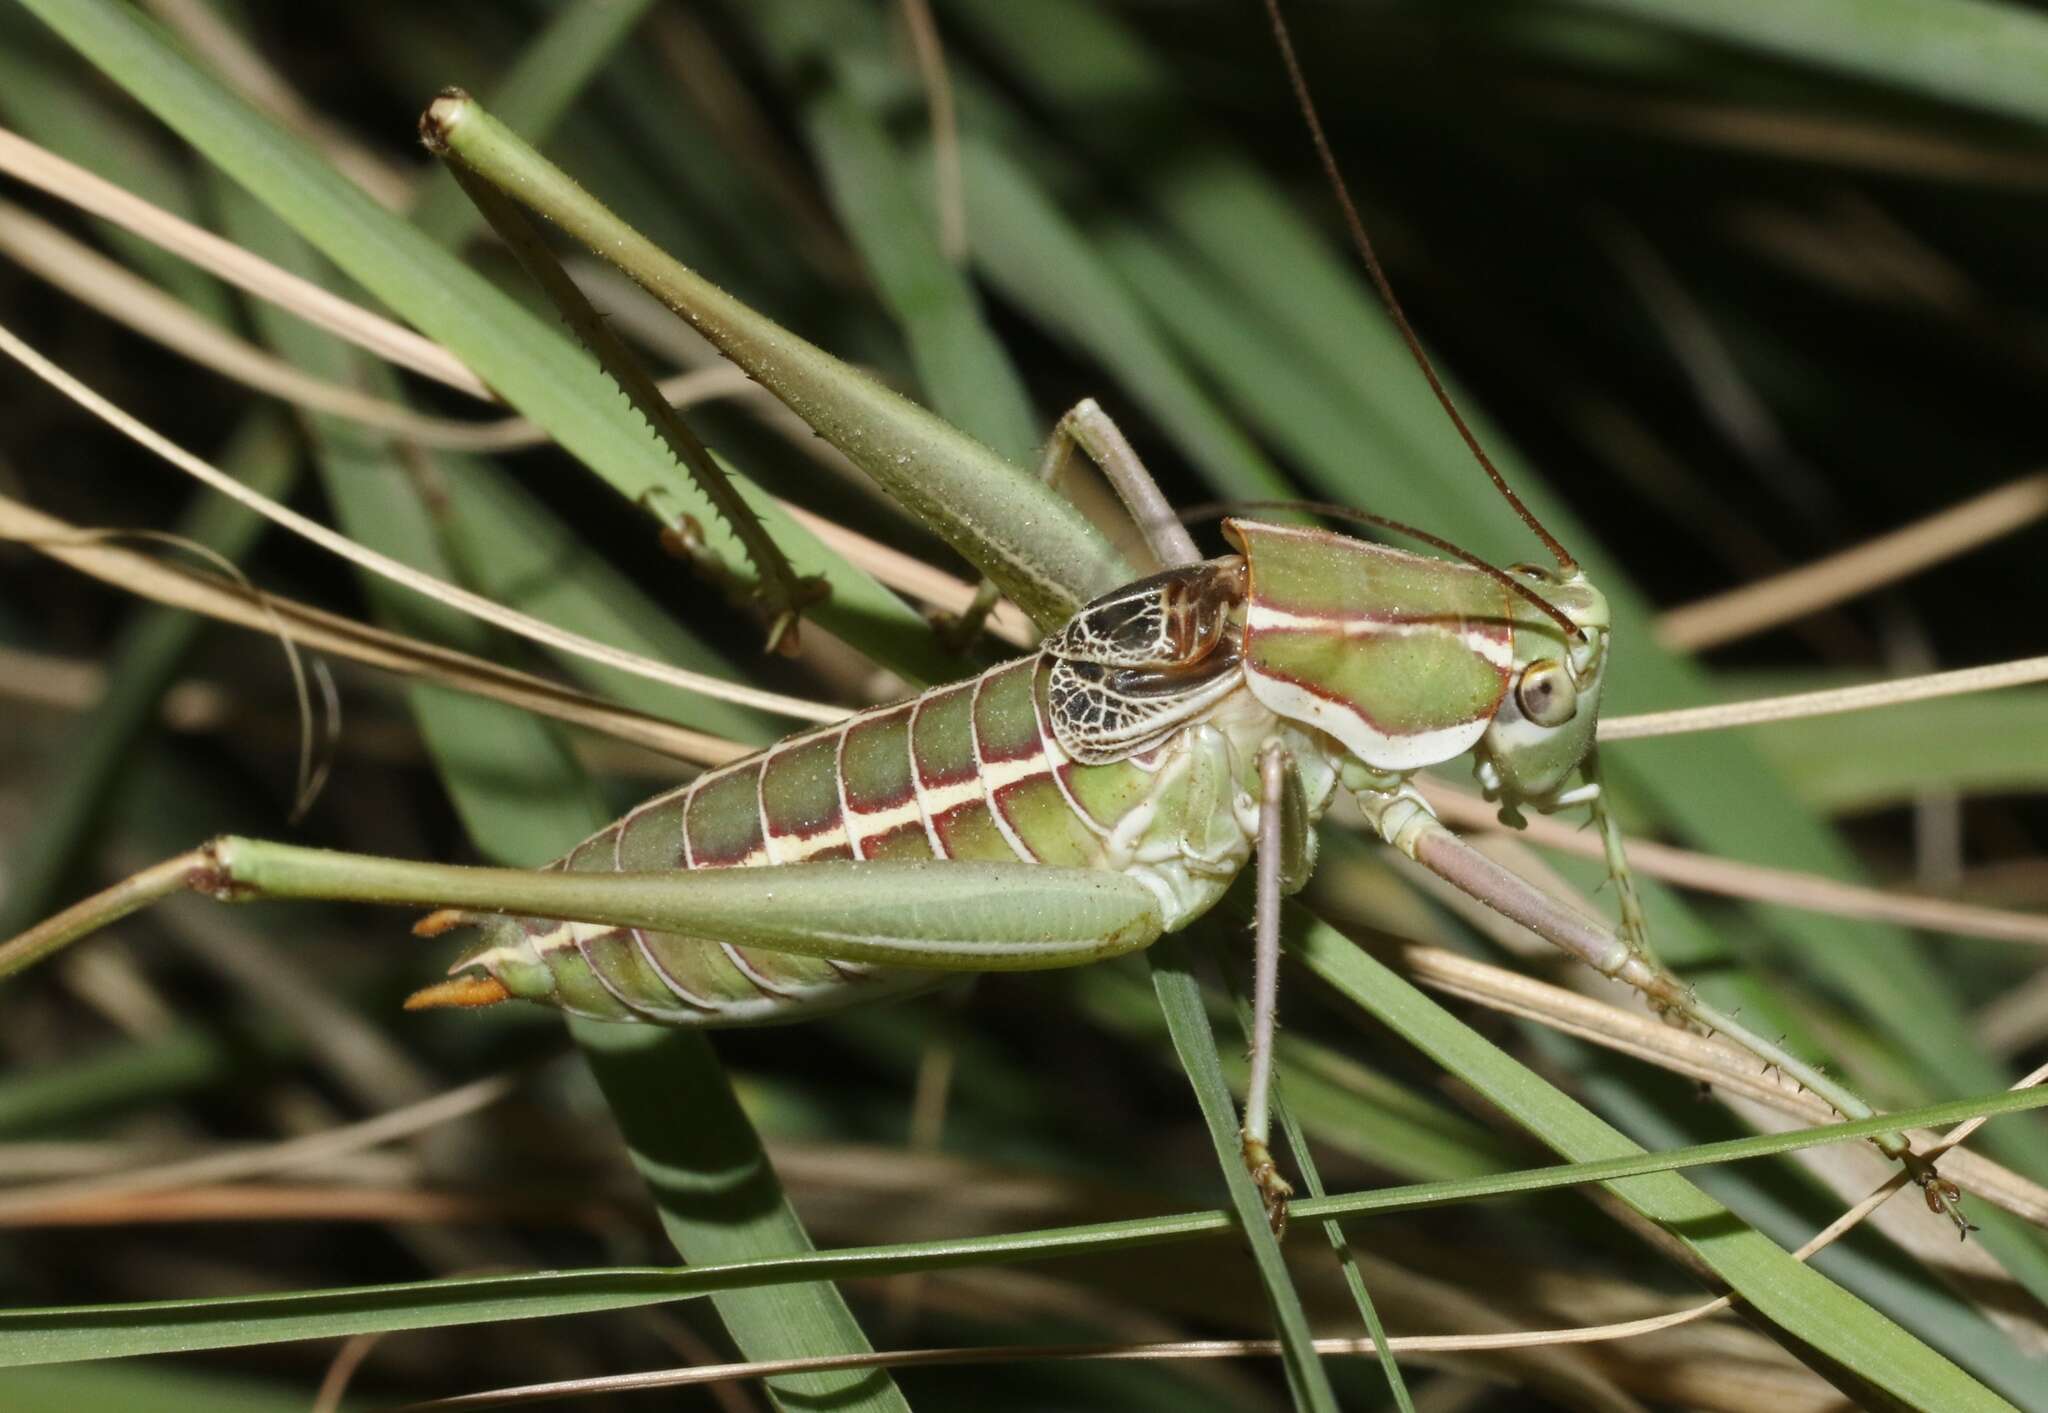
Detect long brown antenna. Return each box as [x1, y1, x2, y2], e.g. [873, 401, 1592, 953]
[1259, 0, 1577, 573]
[1183, 498, 1584, 641]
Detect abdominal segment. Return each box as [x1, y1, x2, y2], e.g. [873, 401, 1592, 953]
[421, 654, 1239, 1026]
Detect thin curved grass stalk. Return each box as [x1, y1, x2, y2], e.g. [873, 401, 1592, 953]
[4, 1087, 2044, 1368]
[0, 492, 741, 766]
[374, 1058, 2048, 1412]
[1653, 471, 2048, 652]
[380, 1074, 2046, 1413]
[0, 191, 781, 449]
[1600, 655, 2048, 738]
[0, 321, 842, 725]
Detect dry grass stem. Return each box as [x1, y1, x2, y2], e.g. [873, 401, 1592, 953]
[138, 0, 411, 208]
[1382, 933, 2048, 1225]
[0, 201, 766, 448]
[0, 125, 484, 394]
[1599, 653, 2048, 739]
[1423, 780, 2048, 946]
[0, 1181, 618, 1229]
[1531, 85, 2048, 189]
[898, 0, 966, 263]
[0, 324, 843, 722]
[779, 500, 1037, 647]
[1658, 472, 2048, 651]
[1979, 968, 2048, 1058]
[0, 644, 108, 710]
[0, 1074, 514, 1221]
[0, 493, 744, 766]
[312, 1332, 387, 1413]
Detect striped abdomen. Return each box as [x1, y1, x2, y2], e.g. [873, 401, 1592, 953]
[445, 653, 1172, 1025]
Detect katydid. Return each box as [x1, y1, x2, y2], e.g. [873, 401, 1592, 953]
[0, 50, 1965, 1241]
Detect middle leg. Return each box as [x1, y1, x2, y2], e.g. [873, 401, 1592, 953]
[1041, 398, 1200, 570]
[1240, 739, 1313, 1235]
[946, 398, 1197, 648]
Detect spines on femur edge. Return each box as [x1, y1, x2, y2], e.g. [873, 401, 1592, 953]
[409, 652, 1152, 1026]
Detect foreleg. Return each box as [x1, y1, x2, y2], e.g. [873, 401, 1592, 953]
[1354, 785, 1972, 1232]
[1040, 398, 1199, 570]
[945, 398, 1198, 648]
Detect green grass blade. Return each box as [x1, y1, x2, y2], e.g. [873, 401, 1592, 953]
[5, 1084, 2044, 1367]
[1148, 936, 1338, 1411]
[219, 186, 903, 1411]
[742, 0, 1043, 472]
[573, 1023, 909, 1413]
[1573, 0, 2048, 128]
[1285, 906, 2021, 1412]
[955, 136, 1299, 510]
[1230, 985, 1414, 1411]
[16, 0, 955, 684]
[0, 413, 294, 938]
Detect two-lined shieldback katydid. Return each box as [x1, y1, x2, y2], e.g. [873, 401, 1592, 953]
[403, 503, 1625, 1225]
[0, 4, 1962, 1238]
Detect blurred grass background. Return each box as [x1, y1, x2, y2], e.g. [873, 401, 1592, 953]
[1, 0, 2046, 1408]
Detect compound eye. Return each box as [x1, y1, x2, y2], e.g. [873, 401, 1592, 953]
[1515, 659, 1577, 728]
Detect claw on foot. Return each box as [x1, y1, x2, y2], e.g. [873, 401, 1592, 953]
[1910, 1159, 1976, 1240]
[1240, 1131, 1294, 1239]
[412, 907, 478, 938]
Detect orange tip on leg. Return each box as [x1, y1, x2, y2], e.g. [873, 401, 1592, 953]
[404, 974, 511, 1010]
[412, 908, 476, 938]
